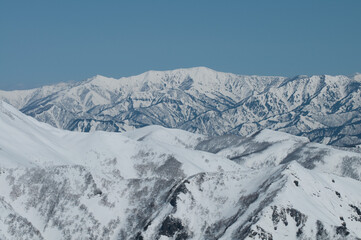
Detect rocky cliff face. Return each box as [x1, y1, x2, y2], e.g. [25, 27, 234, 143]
[1, 101, 361, 239]
[1, 67, 360, 147]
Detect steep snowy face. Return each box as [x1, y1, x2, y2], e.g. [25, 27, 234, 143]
[1, 101, 361, 239]
[142, 163, 361, 240]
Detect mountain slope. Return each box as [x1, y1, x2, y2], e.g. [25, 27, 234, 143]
[1, 101, 361, 239]
[1, 67, 360, 147]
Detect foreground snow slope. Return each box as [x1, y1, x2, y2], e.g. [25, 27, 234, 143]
[1, 67, 361, 147]
[1, 101, 361, 240]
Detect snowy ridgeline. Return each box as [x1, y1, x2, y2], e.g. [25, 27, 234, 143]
[1, 67, 361, 147]
[1, 101, 361, 240]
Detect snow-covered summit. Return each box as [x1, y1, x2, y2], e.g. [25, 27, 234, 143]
[1, 67, 361, 147]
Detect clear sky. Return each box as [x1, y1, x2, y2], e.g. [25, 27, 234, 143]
[1, 0, 361, 90]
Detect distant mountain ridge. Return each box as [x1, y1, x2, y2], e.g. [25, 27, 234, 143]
[1, 67, 361, 147]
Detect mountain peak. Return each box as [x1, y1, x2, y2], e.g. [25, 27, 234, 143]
[179, 66, 216, 73]
[133, 66, 220, 80]
[353, 72, 361, 81]
[87, 74, 113, 82]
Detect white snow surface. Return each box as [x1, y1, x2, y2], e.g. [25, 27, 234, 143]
[1, 101, 361, 239]
[0, 101, 236, 177]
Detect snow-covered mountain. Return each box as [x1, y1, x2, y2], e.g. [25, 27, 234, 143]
[1, 101, 361, 239]
[1, 67, 360, 147]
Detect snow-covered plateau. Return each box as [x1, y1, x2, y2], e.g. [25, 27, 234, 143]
[1, 67, 361, 147]
[1, 101, 361, 239]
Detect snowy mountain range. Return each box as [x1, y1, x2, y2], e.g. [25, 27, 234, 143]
[1, 67, 361, 147]
[1, 100, 361, 239]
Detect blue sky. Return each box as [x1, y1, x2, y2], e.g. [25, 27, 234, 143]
[1, 0, 360, 90]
